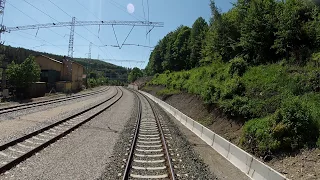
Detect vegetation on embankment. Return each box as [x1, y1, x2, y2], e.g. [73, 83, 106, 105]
[147, 61, 320, 156]
[144, 0, 320, 157]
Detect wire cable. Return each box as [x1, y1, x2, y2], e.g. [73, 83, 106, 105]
[7, 1, 68, 41]
[112, 25, 120, 48]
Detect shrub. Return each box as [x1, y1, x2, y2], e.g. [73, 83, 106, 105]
[156, 88, 180, 97]
[228, 57, 248, 77]
[271, 97, 319, 150]
[241, 97, 320, 155]
[200, 81, 216, 104]
[241, 117, 280, 156]
[220, 77, 245, 100]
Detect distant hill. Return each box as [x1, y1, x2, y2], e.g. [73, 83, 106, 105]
[0, 45, 129, 82]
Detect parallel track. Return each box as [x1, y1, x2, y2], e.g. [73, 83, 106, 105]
[123, 90, 175, 179]
[0, 86, 110, 115]
[0, 87, 123, 174]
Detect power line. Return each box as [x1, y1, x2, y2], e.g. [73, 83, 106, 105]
[107, 0, 146, 21]
[7, 1, 67, 41]
[22, 0, 94, 50]
[75, 0, 117, 59]
[19, 31, 66, 51]
[112, 25, 119, 47]
[75, 0, 100, 20]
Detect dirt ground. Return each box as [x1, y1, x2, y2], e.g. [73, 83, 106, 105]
[142, 84, 320, 180]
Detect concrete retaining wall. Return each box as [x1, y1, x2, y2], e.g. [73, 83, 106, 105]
[139, 90, 287, 180]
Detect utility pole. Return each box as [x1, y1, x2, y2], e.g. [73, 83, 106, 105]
[68, 17, 75, 58]
[88, 42, 92, 59]
[0, 0, 6, 42]
[0, 0, 8, 98]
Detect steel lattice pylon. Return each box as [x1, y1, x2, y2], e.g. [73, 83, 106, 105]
[68, 17, 75, 58]
[88, 42, 92, 59]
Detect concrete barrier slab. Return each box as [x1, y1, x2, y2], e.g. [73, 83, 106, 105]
[193, 121, 202, 137]
[227, 143, 253, 174]
[141, 91, 287, 180]
[248, 158, 286, 180]
[180, 115, 187, 124]
[186, 117, 193, 130]
[202, 127, 214, 146]
[212, 134, 230, 158]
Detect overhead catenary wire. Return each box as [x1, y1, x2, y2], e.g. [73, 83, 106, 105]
[120, 25, 135, 49]
[107, 0, 146, 21]
[22, 0, 96, 53]
[7, 1, 68, 41]
[111, 25, 120, 48]
[75, 0, 115, 59]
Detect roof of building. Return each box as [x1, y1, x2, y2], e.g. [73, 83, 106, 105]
[37, 55, 62, 64]
[71, 61, 84, 68]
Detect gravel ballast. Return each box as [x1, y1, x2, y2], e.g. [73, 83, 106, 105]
[0, 87, 135, 180]
[0, 87, 116, 145]
[0, 86, 110, 121]
[101, 90, 215, 179]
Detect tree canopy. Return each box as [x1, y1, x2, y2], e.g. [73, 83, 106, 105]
[146, 0, 320, 75]
[6, 56, 41, 89]
[128, 67, 143, 83]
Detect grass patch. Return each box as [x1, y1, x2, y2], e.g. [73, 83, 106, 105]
[156, 88, 181, 97]
[198, 116, 213, 127]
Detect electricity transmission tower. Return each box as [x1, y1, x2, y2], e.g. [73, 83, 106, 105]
[88, 42, 92, 59]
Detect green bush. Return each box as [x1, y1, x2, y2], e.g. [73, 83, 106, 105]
[271, 98, 319, 150]
[241, 117, 280, 156]
[156, 88, 180, 97]
[241, 97, 319, 155]
[228, 57, 248, 77]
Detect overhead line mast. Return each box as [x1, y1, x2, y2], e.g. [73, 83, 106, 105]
[1, 17, 164, 58]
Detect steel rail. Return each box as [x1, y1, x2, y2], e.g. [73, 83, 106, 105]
[142, 92, 176, 180]
[122, 89, 175, 179]
[122, 89, 142, 180]
[0, 87, 123, 174]
[0, 86, 110, 114]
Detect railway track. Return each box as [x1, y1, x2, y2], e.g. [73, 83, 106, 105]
[122, 90, 175, 179]
[0, 86, 123, 174]
[0, 86, 110, 115]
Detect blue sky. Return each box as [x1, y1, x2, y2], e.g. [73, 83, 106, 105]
[2, 0, 236, 68]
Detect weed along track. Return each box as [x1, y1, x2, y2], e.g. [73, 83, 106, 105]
[122, 90, 175, 180]
[0, 87, 123, 174]
[0, 86, 110, 115]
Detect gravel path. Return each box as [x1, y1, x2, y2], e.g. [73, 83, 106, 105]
[101, 90, 215, 179]
[0, 86, 105, 108]
[0, 87, 116, 145]
[0, 86, 109, 121]
[0, 87, 135, 180]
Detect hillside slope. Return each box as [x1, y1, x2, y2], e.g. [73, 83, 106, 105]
[0, 45, 128, 82]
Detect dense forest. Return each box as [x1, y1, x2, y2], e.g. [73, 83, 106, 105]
[146, 0, 320, 157]
[0, 45, 129, 84]
[146, 0, 320, 73]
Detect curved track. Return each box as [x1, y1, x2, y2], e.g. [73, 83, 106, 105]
[123, 90, 175, 180]
[0, 86, 110, 115]
[0, 87, 123, 174]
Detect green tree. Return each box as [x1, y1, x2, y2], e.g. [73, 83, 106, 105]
[273, 0, 317, 64]
[189, 17, 208, 68]
[202, 0, 242, 63]
[239, 0, 277, 64]
[6, 56, 41, 89]
[128, 67, 143, 83]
